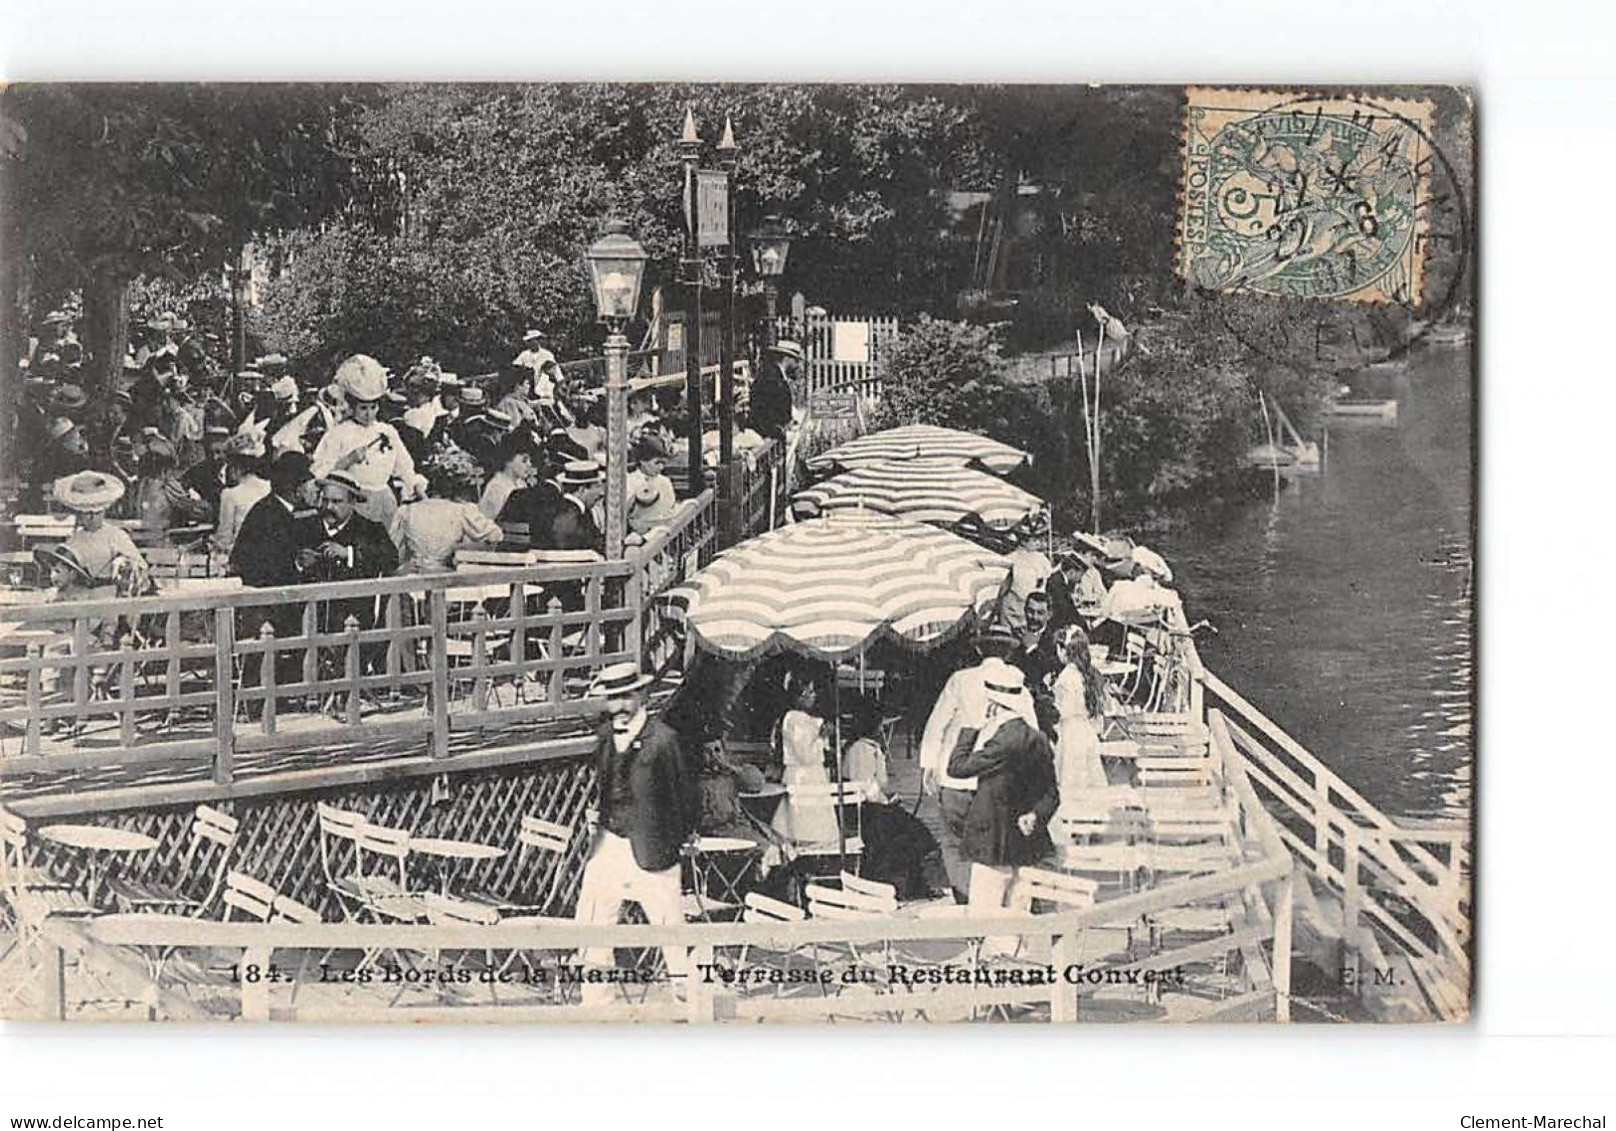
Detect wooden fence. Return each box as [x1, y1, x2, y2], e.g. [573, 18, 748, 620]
[778, 311, 899, 403]
[0, 490, 721, 809]
[16, 799, 1295, 1023]
[1198, 668, 1471, 1020]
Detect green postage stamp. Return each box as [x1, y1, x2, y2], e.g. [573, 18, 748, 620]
[1178, 88, 1436, 304]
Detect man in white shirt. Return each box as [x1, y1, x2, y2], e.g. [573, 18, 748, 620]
[310, 354, 426, 526]
[918, 623, 1038, 902]
[513, 329, 561, 408]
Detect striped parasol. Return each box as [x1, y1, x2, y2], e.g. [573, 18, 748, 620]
[793, 457, 1044, 531]
[666, 510, 1009, 661]
[807, 424, 1030, 477]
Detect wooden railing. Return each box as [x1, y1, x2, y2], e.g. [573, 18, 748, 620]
[0, 491, 724, 798]
[737, 437, 788, 539]
[19, 833, 1293, 1023]
[1199, 666, 1471, 1020]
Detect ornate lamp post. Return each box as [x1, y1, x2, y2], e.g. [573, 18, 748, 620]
[584, 219, 648, 560]
[715, 115, 739, 467]
[677, 108, 705, 495]
[748, 215, 793, 347]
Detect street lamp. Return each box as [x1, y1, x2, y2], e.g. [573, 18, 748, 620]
[677, 108, 705, 495]
[748, 215, 793, 346]
[715, 114, 739, 468]
[584, 219, 648, 560]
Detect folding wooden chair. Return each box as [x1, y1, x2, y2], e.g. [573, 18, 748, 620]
[107, 804, 238, 916]
[783, 780, 865, 879]
[422, 891, 508, 1003]
[728, 891, 815, 997]
[315, 802, 370, 921]
[352, 821, 426, 924]
[805, 871, 898, 970]
[460, 814, 575, 915]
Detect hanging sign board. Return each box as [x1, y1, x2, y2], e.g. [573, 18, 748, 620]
[696, 169, 730, 248]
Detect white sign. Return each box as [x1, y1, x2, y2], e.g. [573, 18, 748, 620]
[831, 321, 870, 364]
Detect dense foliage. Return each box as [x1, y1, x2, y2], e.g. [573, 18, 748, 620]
[249, 84, 987, 376]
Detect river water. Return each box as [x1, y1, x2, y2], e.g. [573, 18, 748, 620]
[1149, 343, 1474, 821]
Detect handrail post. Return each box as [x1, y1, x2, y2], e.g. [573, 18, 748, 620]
[1050, 931, 1079, 1022]
[687, 942, 715, 1023]
[1342, 825, 1362, 993]
[118, 639, 137, 747]
[344, 615, 363, 725]
[40, 936, 67, 1020]
[213, 608, 236, 785]
[259, 622, 278, 734]
[625, 564, 644, 671]
[429, 589, 450, 759]
[23, 640, 43, 755]
[1274, 867, 1294, 1023]
[240, 945, 271, 1021]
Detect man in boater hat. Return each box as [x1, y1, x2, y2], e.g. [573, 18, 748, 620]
[311, 354, 426, 525]
[571, 662, 699, 1004]
[748, 339, 800, 440]
[918, 621, 1040, 903]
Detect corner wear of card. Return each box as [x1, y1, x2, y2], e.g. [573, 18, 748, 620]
[1177, 87, 1436, 305]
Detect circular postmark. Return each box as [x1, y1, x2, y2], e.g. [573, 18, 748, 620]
[1192, 89, 1473, 369]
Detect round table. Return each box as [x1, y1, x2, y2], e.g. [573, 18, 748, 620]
[408, 837, 507, 895]
[37, 824, 159, 904]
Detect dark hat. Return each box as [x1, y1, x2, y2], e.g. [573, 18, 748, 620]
[319, 470, 366, 498]
[33, 543, 93, 586]
[633, 432, 671, 463]
[269, 450, 314, 491]
[141, 435, 177, 465]
[496, 430, 535, 466]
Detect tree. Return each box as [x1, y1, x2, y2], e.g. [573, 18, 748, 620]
[248, 83, 990, 376]
[0, 83, 375, 393]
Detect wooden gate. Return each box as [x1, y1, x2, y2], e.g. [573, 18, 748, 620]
[777, 310, 899, 404]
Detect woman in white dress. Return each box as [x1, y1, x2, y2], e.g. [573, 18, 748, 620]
[1050, 625, 1108, 795]
[771, 676, 841, 846]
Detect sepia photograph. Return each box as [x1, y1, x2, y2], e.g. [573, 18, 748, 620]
[0, 80, 1474, 1026]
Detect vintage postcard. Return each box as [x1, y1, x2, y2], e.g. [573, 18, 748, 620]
[0, 83, 1473, 1024]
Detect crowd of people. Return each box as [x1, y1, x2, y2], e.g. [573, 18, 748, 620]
[13, 301, 1189, 960]
[9, 306, 810, 600]
[584, 516, 1185, 954]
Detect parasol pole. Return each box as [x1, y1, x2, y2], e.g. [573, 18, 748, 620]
[1093, 319, 1106, 535]
[830, 659, 848, 869]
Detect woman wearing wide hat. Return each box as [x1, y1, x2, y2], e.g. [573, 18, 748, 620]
[50, 471, 149, 595]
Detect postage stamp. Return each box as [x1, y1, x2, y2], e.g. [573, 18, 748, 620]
[1177, 88, 1436, 305]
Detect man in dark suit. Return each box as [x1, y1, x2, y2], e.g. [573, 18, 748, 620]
[496, 443, 565, 550]
[946, 670, 1060, 956]
[308, 470, 399, 628]
[546, 459, 605, 554]
[230, 451, 322, 701]
[572, 663, 699, 1002]
[306, 471, 399, 697]
[748, 340, 800, 440]
[1011, 590, 1061, 733]
[180, 425, 233, 521]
